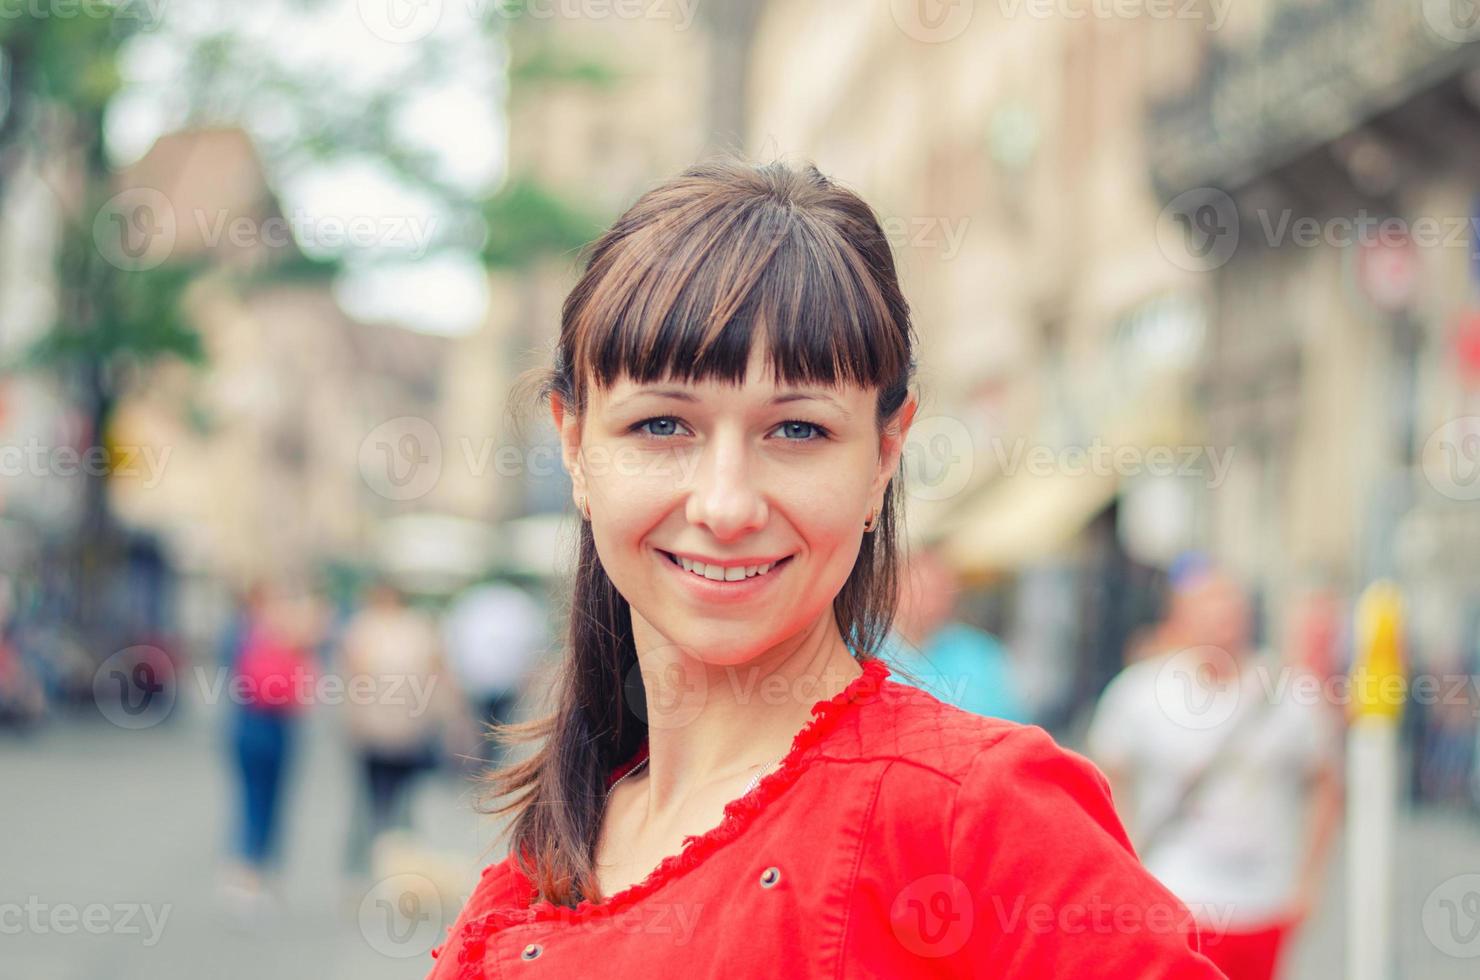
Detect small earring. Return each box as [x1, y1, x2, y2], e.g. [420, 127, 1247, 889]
[577, 495, 591, 521]
[863, 507, 878, 533]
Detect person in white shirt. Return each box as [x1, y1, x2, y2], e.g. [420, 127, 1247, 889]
[340, 581, 457, 877]
[442, 576, 549, 767]
[1086, 566, 1343, 980]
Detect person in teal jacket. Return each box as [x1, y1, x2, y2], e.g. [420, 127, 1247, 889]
[878, 546, 1029, 723]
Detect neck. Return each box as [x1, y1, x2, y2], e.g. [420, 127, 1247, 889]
[627, 612, 863, 816]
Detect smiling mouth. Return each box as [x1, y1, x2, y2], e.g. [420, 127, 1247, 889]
[659, 550, 795, 583]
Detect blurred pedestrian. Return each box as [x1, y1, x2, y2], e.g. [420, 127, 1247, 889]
[1086, 565, 1343, 980]
[877, 545, 1028, 722]
[0, 574, 45, 731]
[220, 585, 317, 918]
[339, 580, 457, 880]
[441, 575, 547, 769]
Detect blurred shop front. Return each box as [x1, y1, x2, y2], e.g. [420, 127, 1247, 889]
[921, 291, 1206, 734]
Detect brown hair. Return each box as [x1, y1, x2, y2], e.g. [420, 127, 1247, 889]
[481, 156, 919, 908]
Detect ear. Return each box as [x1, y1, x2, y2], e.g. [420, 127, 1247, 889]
[550, 393, 587, 504]
[870, 391, 919, 503]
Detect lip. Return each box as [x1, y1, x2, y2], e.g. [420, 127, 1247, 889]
[655, 547, 795, 603]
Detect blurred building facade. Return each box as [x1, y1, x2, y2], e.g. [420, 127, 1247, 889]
[106, 128, 450, 595]
[748, 3, 1210, 719]
[1147, 1, 1480, 673]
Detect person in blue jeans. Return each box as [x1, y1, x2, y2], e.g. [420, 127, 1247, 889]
[217, 587, 315, 917]
[878, 546, 1028, 722]
[234, 699, 295, 870]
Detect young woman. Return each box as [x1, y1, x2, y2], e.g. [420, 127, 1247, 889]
[426, 159, 1225, 978]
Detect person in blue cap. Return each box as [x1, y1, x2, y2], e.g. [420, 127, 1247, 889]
[877, 544, 1028, 722]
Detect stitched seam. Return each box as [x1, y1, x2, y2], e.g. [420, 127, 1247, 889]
[832, 760, 887, 980]
[807, 722, 1019, 787]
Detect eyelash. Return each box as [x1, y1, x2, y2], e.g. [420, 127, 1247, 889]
[629, 417, 833, 442]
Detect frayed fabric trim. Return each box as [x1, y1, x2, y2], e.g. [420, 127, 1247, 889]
[444, 657, 892, 974]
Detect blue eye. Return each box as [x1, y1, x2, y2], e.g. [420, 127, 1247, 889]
[775, 421, 830, 441]
[632, 417, 688, 438]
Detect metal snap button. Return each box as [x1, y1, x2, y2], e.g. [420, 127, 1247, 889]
[521, 942, 543, 960]
[759, 866, 781, 888]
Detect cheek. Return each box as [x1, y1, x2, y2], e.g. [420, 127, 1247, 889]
[775, 444, 878, 513]
[587, 466, 699, 598]
[780, 478, 872, 579]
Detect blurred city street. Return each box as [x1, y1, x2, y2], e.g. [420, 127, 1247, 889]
[0, 693, 501, 980]
[6, 699, 1480, 979]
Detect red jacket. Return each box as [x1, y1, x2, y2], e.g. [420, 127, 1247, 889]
[427, 658, 1226, 978]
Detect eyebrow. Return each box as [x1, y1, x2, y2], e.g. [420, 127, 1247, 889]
[610, 387, 854, 421]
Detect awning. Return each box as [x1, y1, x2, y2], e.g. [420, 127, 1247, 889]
[935, 465, 1119, 580]
[928, 383, 1193, 580]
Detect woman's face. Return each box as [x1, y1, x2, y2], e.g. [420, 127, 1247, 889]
[553, 342, 916, 667]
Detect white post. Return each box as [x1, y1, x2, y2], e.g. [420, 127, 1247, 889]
[1346, 581, 1405, 980]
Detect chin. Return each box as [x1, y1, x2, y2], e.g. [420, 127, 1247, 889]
[653, 623, 780, 668]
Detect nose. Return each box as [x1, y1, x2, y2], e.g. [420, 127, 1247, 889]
[683, 424, 768, 540]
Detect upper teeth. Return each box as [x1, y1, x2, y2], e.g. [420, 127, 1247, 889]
[675, 555, 778, 581]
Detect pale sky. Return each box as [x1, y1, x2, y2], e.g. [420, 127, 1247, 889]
[106, 0, 508, 336]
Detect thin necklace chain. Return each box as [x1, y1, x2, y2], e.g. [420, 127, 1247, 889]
[606, 750, 787, 799]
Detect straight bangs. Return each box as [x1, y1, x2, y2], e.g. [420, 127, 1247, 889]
[563, 172, 912, 420]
